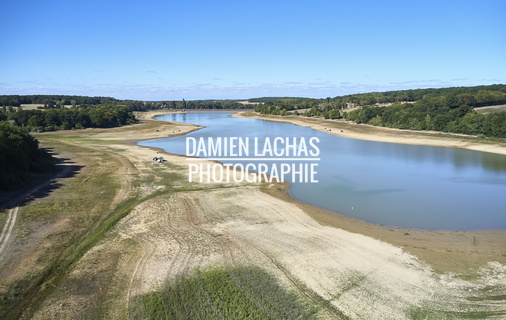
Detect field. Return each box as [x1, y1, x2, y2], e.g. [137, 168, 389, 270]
[17, 104, 74, 110]
[0, 113, 505, 319]
[475, 104, 506, 114]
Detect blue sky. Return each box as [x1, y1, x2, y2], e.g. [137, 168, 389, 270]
[1, 0, 505, 100]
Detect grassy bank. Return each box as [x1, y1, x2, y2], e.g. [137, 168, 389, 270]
[0, 130, 192, 319]
[0, 137, 124, 319]
[131, 266, 317, 320]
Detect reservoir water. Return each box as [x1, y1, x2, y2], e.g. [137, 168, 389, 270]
[139, 113, 506, 230]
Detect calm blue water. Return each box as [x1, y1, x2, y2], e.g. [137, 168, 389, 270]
[139, 113, 506, 230]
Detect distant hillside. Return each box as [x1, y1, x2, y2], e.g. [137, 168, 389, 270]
[331, 84, 506, 106]
[254, 84, 506, 138]
[247, 97, 311, 103]
[2, 84, 505, 111]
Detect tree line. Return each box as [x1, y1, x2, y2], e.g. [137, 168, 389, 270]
[124, 99, 249, 111]
[0, 122, 56, 190]
[0, 95, 252, 111]
[0, 95, 116, 107]
[344, 102, 506, 137]
[254, 99, 320, 115]
[326, 84, 506, 107]
[0, 105, 136, 132]
[248, 97, 312, 103]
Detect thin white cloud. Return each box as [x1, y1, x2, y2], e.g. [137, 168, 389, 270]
[478, 78, 502, 82]
[2, 78, 503, 100]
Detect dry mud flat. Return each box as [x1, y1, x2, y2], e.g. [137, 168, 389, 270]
[2, 113, 505, 319]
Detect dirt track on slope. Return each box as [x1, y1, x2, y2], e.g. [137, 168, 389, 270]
[0, 207, 18, 259]
[0, 164, 74, 261]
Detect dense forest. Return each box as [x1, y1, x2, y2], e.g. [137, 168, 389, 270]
[0, 105, 136, 132]
[0, 122, 56, 190]
[0, 95, 116, 107]
[247, 97, 312, 103]
[344, 102, 506, 137]
[254, 84, 506, 138]
[125, 99, 249, 111]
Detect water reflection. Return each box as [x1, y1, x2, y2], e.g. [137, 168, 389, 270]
[336, 137, 506, 173]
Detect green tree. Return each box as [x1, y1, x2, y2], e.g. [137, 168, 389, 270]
[483, 112, 506, 137]
[0, 122, 55, 190]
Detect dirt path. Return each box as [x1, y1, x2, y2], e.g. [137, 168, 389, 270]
[0, 164, 74, 262]
[106, 151, 138, 208]
[0, 207, 18, 259]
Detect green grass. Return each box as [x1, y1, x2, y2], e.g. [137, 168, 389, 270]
[0, 209, 5, 229]
[0, 140, 128, 319]
[131, 266, 317, 320]
[466, 294, 506, 302]
[409, 309, 506, 319]
[408, 302, 506, 319]
[0, 134, 182, 318]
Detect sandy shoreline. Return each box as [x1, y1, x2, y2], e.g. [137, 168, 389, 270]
[233, 111, 506, 156]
